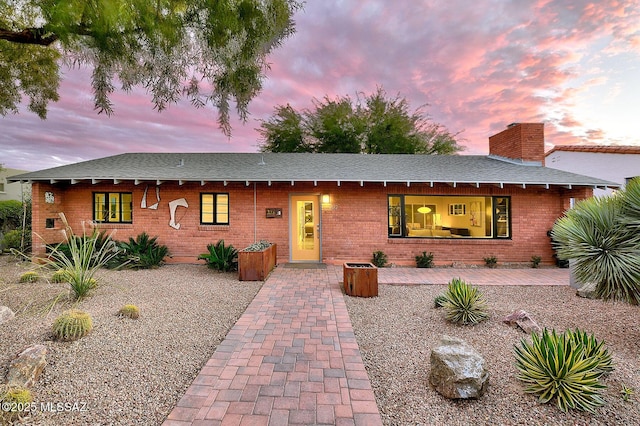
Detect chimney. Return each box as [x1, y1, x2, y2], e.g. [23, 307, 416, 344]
[489, 123, 545, 166]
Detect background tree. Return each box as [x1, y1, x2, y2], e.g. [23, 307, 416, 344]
[0, 0, 301, 134]
[259, 87, 464, 154]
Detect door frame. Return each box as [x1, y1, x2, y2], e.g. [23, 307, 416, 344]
[289, 193, 322, 263]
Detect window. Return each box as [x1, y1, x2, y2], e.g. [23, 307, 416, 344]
[388, 195, 510, 239]
[0, 177, 5, 193]
[93, 192, 133, 223]
[201, 193, 229, 224]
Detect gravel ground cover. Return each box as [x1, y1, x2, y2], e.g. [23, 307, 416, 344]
[0, 255, 261, 425]
[344, 283, 640, 426]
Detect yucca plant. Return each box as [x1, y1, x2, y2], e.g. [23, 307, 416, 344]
[46, 213, 119, 300]
[551, 182, 640, 304]
[514, 328, 612, 413]
[52, 309, 93, 341]
[442, 278, 489, 324]
[198, 240, 238, 272]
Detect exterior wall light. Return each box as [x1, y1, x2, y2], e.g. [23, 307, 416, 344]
[322, 194, 330, 204]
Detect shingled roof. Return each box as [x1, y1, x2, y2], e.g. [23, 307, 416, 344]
[9, 152, 618, 189]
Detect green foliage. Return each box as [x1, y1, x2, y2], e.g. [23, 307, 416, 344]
[118, 304, 140, 319]
[483, 255, 498, 268]
[199, 240, 238, 272]
[530, 255, 542, 268]
[1, 229, 22, 250]
[621, 383, 635, 402]
[551, 180, 640, 304]
[19, 270, 38, 283]
[0, 0, 301, 133]
[0, 200, 22, 231]
[371, 250, 388, 268]
[52, 309, 93, 341]
[434, 294, 448, 308]
[260, 87, 463, 155]
[415, 251, 434, 268]
[112, 232, 169, 269]
[46, 214, 119, 300]
[514, 328, 613, 413]
[442, 278, 489, 325]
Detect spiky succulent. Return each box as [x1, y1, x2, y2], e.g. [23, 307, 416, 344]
[51, 269, 70, 283]
[118, 304, 140, 319]
[442, 278, 489, 324]
[52, 309, 93, 341]
[514, 328, 613, 413]
[19, 271, 39, 283]
[434, 294, 448, 308]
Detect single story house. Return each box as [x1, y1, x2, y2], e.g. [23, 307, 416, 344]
[10, 123, 618, 266]
[546, 145, 640, 197]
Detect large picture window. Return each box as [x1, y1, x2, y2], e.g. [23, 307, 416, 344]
[94, 192, 133, 223]
[388, 195, 510, 239]
[201, 193, 229, 225]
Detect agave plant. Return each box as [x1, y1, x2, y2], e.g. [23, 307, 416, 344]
[46, 214, 119, 300]
[442, 278, 489, 325]
[551, 183, 640, 304]
[514, 328, 612, 413]
[113, 232, 169, 269]
[198, 240, 238, 272]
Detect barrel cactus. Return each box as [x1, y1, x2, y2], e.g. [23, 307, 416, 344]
[52, 309, 93, 341]
[19, 271, 39, 283]
[51, 269, 70, 283]
[0, 385, 33, 421]
[117, 304, 140, 319]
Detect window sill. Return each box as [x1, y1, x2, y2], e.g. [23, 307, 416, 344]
[91, 222, 133, 229]
[198, 225, 230, 231]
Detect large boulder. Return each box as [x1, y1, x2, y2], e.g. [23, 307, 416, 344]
[502, 310, 541, 334]
[576, 282, 599, 299]
[6, 344, 47, 388]
[0, 306, 14, 324]
[429, 335, 489, 399]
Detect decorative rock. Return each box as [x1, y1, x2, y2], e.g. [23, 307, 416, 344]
[0, 305, 15, 324]
[576, 282, 599, 299]
[502, 310, 542, 334]
[7, 344, 47, 388]
[429, 335, 489, 399]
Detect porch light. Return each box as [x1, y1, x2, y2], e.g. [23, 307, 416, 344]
[418, 206, 431, 214]
[322, 194, 330, 204]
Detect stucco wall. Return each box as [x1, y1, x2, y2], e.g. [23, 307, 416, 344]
[30, 181, 591, 266]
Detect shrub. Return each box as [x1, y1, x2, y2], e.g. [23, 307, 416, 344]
[442, 278, 489, 325]
[371, 250, 388, 267]
[0, 200, 23, 231]
[514, 328, 613, 413]
[483, 255, 498, 268]
[112, 232, 169, 269]
[551, 178, 640, 304]
[45, 213, 119, 300]
[530, 255, 542, 268]
[117, 304, 140, 319]
[0, 385, 33, 422]
[199, 240, 238, 272]
[1, 229, 22, 251]
[434, 294, 447, 308]
[415, 251, 434, 268]
[19, 271, 39, 283]
[52, 309, 93, 341]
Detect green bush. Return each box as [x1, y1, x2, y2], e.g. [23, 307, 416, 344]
[530, 255, 542, 268]
[371, 250, 388, 267]
[111, 232, 169, 269]
[415, 251, 434, 268]
[199, 240, 238, 272]
[514, 328, 613, 413]
[52, 309, 93, 341]
[1, 229, 22, 250]
[442, 278, 489, 325]
[552, 178, 640, 304]
[0, 200, 22, 231]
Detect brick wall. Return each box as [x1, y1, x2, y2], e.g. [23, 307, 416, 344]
[489, 123, 545, 165]
[31, 180, 592, 266]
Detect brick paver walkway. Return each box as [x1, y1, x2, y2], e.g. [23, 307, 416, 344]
[164, 265, 570, 425]
[164, 265, 382, 426]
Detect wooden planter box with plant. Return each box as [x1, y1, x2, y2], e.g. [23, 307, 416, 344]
[238, 241, 277, 281]
[343, 262, 378, 297]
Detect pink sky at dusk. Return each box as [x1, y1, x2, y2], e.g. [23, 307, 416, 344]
[2, 0, 640, 171]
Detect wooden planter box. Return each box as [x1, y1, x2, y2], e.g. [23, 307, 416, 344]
[239, 244, 277, 281]
[343, 262, 378, 297]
